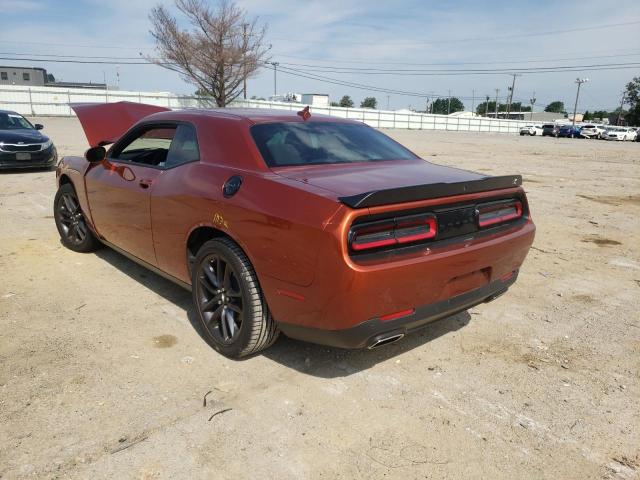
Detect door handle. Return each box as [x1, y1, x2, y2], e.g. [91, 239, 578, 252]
[139, 179, 153, 189]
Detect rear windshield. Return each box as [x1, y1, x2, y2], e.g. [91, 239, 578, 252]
[250, 122, 417, 167]
[542, 124, 555, 128]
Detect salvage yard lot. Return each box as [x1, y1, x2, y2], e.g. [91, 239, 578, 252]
[1, 116, 639, 479]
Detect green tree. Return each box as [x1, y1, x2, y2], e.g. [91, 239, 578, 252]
[431, 97, 464, 115]
[591, 110, 609, 121]
[360, 97, 377, 109]
[624, 76, 640, 125]
[339, 95, 354, 108]
[544, 101, 566, 113]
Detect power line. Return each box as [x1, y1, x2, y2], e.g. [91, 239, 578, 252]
[272, 50, 640, 66]
[4, 50, 640, 68]
[268, 19, 640, 47]
[273, 62, 640, 76]
[3, 56, 638, 76]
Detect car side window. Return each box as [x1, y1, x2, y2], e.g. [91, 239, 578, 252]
[164, 124, 200, 168]
[112, 127, 177, 167]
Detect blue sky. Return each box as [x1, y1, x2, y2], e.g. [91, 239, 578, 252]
[1, 0, 639, 111]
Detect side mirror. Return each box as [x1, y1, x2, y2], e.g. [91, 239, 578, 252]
[34, 124, 44, 130]
[85, 146, 106, 163]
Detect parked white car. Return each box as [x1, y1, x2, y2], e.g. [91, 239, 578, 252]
[519, 125, 543, 136]
[602, 127, 636, 141]
[580, 124, 606, 139]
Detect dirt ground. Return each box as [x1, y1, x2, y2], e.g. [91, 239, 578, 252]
[1, 116, 639, 480]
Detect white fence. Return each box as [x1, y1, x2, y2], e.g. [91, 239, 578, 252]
[0, 84, 209, 116]
[231, 99, 531, 134]
[0, 85, 531, 134]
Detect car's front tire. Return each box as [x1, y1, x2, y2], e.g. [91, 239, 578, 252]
[192, 238, 279, 358]
[54, 183, 101, 253]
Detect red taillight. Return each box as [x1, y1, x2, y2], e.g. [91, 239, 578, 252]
[350, 214, 437, 252]
[477, 200, 522, 228]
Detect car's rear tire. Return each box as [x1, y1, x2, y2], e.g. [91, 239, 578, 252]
[54, 183, 101, 253]
[192, 238, 279, 358]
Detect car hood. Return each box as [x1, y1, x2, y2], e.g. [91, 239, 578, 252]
[71, 101, 170, 147]
[271, 159, 486, 198]
[0, 129, 48, 144]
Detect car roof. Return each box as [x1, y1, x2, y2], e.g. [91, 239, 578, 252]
[145, 107, 357, 125]
[0, 109, 21, 115]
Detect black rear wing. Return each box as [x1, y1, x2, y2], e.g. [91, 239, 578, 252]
[338, 175, 522, 209]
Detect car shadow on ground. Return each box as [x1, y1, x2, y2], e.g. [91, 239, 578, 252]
[94, 247, 472, 379]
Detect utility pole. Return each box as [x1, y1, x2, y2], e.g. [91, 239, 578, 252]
[270, 62, 279, 97]
[484, 95, 490, 116]
[529, 91, 536, 121]
[572, 78, 589, 125]
[506, 73, 521, 118]
[447, 89, 451, 115]
[242, 23, 248, 100]
[617, 91, 626, 126]
[494, 88, 500, 118]
[471, 89, 475, 115]
[387, 95, 390, 110]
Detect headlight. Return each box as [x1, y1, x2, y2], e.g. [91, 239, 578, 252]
[41, 139, 53, 150]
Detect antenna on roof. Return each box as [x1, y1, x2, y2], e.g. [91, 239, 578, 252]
[297, 105, 311, 121]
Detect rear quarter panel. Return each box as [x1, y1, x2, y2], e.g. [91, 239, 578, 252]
[150, 162, 342, 287]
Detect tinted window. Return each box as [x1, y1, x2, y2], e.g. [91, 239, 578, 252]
[165, 124, 199, 168]
[0, 72, 7, 80]
[113, 127, 176, 167]
[111, 124, 200, 168]
[251, 122, 417, 167]
[22, 72, 30, 81]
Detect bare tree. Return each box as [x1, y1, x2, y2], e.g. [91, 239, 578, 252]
[149, 0, 269, 107]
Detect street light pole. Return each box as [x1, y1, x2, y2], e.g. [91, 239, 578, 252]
[572, 78, 589, 125]
[494, 88, 500, 118]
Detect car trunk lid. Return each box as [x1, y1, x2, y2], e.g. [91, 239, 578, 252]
[271, 159, 521, 208]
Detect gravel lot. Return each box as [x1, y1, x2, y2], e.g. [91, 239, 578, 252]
[1, 116, 639, 479]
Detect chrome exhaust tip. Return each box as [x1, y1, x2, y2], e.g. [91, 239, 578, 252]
[367, 332, 405, 349]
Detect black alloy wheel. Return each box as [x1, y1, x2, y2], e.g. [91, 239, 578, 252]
[197, 253, 244, 345]
[192, 238, 279, 358]
[54, 183, 100, 252]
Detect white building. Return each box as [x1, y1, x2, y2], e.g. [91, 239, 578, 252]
[301, 94, 329, 107]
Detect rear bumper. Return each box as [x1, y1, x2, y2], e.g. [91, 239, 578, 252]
[279, 272, 517, 349]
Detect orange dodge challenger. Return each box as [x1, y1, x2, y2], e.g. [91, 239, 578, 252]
[55, 102, 535, 358]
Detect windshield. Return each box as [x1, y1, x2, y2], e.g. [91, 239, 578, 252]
[251, 122, 418, 167]
[0, 112, 34, 130]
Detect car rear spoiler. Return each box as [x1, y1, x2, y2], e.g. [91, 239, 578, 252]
[71, 101, 170, 147]
[338, 175, 523, 209]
